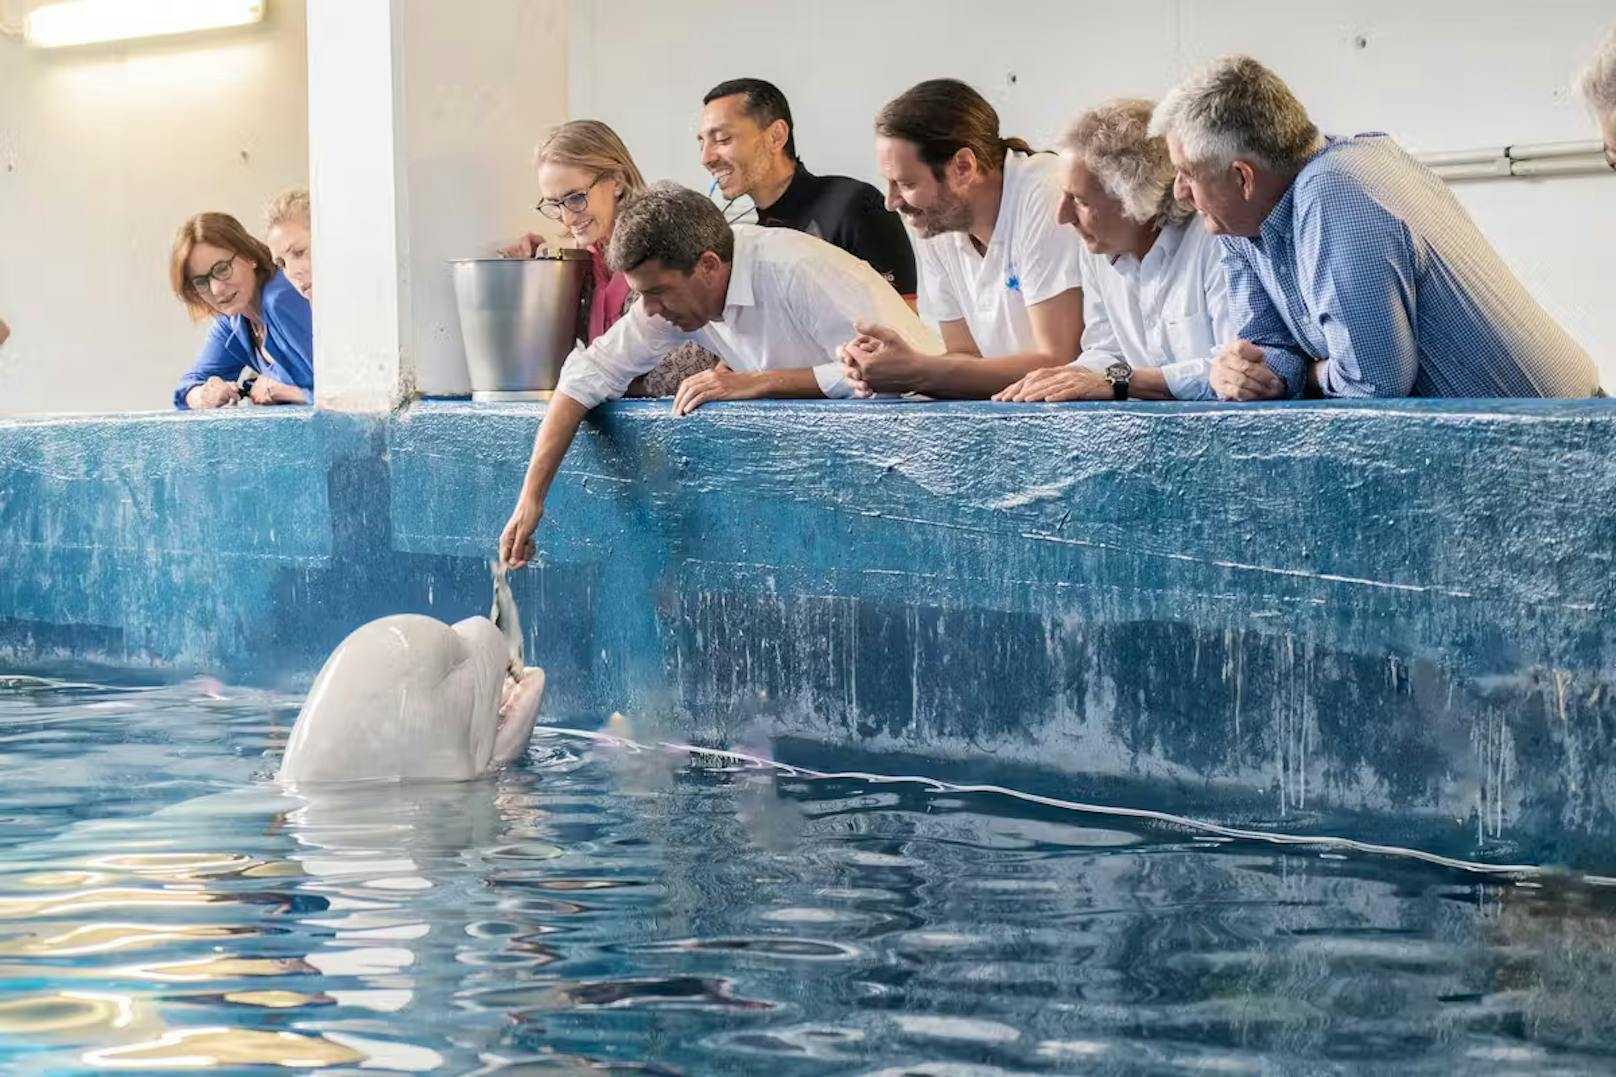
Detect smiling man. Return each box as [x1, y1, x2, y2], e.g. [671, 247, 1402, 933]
[838, 78, 1086, 400]
[498, 183, 939, 568]
[1151, 55, 1600, 401]
[698, 78, 916, 300]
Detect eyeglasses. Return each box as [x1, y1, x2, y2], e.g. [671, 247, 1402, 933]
[536, 175, 605, 220]
[188, 254, 238, 293]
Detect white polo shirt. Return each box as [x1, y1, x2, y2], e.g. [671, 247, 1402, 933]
[556, 225, 940, 408]
[1071, 216, 1235, 401]
[913, 151, 1087, 358]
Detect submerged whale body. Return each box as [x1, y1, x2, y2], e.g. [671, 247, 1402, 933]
[278, 613, 545, 783]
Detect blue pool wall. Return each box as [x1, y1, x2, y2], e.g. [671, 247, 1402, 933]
[2, 399, 1614, 870]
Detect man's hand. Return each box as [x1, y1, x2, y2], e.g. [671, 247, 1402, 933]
[1210, 340, 1285, 402]
[499, 497, 545, 569]
[992, 365, 1112, 403]
[187, 376, 240, 409]
[835, 321, 929, 395]
[671, 366, 761, 416]
[498, 233, 549, 259]
[249, 375, 306, 405]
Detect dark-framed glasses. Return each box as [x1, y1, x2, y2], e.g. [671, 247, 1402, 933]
[188, 254, 239, 292]
[536, 175, 605, 220]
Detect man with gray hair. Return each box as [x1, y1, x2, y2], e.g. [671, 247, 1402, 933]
[1580, 24, 1616, 170]
[1151, 55, 1599, 401]
[996, 98, 1233, 403]
[498, 181, 940, 568]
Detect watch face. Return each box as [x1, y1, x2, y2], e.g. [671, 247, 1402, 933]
[1106, 362, 1131, 383]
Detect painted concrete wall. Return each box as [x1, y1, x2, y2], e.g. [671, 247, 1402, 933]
[2, 401, 1614, 872]
[0, 0, 310, 415]
[569, 0, 1616, 386]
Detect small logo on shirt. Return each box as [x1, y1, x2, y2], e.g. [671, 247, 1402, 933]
[1006, 273, 1021, 292]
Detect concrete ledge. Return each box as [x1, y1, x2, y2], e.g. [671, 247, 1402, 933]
[2, 399, 1614, 870]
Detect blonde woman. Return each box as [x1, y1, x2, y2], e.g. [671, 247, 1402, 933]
[501, 120, 715, 393]
[265, 187, 313, 301]
[170, 212, 313, 409]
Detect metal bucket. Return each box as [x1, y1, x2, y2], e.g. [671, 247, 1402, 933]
[451, 252, 590, 401]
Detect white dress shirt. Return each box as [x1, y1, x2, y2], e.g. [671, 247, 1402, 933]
[555, 225, 940, 409]
[914, 151, 1087, 358]
[1072, 216, 1235, 400]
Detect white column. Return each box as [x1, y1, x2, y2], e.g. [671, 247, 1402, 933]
[305, 0, 569, 411]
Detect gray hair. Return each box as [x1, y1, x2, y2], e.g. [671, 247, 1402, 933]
[605, 181, 734, 275]
[1149, 55, 1324, 173]
[1579, 25, 1616, 120]
[1059, 98, 1192, 229]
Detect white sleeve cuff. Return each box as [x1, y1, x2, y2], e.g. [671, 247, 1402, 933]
[1161, 358, 1215, 401]
[814, 360, 855, 399]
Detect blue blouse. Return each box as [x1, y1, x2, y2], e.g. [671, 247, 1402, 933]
[173, 270, 314, 409]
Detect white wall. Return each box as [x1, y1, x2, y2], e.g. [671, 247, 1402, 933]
[569, 0, 1616, 386]
[0, 0, 310, 415]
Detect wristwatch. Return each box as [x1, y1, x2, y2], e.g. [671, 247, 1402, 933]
[1105, 361, 1133, 401]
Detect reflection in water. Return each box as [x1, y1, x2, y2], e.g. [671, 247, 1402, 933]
[1, 677, 1615, 1073]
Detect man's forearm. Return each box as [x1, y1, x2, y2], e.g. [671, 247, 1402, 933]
[520, 393, 590, 504]
[1128, 368, 1175, 401]
[919, 352, 1069, 398]
[738, 367, 827, 400]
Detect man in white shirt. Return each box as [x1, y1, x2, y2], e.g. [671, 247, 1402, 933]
[838, 79, 1086, 399]
[997, 99, 1233, 403]
[499, 182, 940, 568]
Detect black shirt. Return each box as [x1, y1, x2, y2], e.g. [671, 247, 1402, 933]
[755, 163, 918, 298]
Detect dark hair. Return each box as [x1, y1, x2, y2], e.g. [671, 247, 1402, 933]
[606, 182, 735, 275]
[169, 211, 276, 322]
[703, 77, 797, 161]
[875, 78, 1034, 178]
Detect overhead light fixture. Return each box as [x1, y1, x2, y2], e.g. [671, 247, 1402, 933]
[24, 0, 265, 50]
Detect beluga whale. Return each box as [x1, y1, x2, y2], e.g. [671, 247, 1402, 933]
[278, 562, 545, 783]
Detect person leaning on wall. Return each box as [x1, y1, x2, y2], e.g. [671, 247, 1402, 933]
[837, 78, 1087, 400]
[1150, 55, 1601, 401]
[697, 77, 918, 301]
[498, 120, 718, 396]
[265, 187, 313, 302]
[497, 182, 941, 568]
[995, 98, 1234, 404]
[170, 212, 315, 410]
[1580, 24, 1616, 170]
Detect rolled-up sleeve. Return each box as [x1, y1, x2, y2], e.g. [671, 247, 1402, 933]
[554, 304, 687, 409]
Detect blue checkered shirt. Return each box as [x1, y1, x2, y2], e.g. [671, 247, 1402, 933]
[1220, 134, 1599, 399]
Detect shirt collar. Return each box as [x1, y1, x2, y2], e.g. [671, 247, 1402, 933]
[756, 161, 810, 220]
[720, 226, 758, 314]
[1257, 134, 1365, 248]
[1109, 216, 1189, 273]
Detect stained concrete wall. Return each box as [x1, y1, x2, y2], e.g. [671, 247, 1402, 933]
[2, 401, 1614, 871]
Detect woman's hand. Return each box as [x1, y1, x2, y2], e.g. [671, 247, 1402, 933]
[249, 375, 307, 405]
[499, 496, 545, 569]
[187, 376, 240, 409]
[498, 233, 550, 259]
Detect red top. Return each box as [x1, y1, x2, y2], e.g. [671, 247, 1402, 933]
[586, 244, 632, 343]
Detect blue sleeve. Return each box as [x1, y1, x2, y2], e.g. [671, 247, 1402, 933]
[262, 280, 316, 400]
[1293, 175, 1420, 398]
[173, 318, 249, 410]
[1220, 242, 1314, 400]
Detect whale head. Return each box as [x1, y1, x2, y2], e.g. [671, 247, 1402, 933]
[278, 613, 515, 784]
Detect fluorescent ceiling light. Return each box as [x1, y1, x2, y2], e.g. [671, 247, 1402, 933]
[24, 0, 265, 50]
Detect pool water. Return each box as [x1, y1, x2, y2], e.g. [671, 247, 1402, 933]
[2, 675, 1615, 1074]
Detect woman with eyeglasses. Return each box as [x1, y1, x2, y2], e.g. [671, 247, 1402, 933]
[169, 211, 314, 410]
[499, 120, 715, 393]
